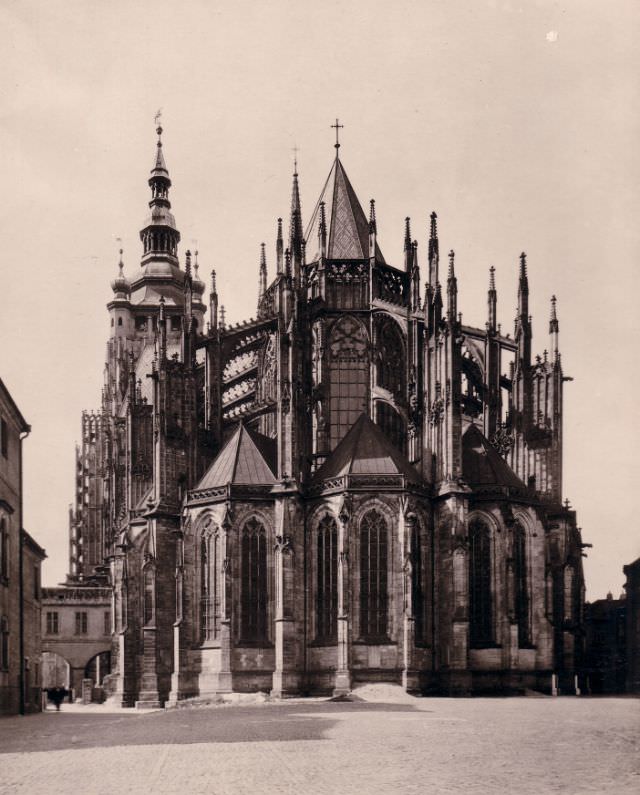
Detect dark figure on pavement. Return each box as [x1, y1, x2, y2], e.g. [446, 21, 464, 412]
[47, 687, 68, 711]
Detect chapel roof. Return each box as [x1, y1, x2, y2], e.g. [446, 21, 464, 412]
[305, 156, 385, 263]
[313, 413, 421, 483]
[195, 423, 277, 490]
[461, 423, 525, 489]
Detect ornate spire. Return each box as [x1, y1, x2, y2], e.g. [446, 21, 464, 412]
[319, 201, 327, 259]
[488, 266, 497, 332]
[111, 248, 130, 297]
[258, 243, 267, 301]
[288, 162, 304, 264]
[428, 211, 439, 287]
[140, 119, 180, 267]
[209, 269, 218, 332]
[550, 294, 559, 359]
[276, 217, 283, 274]
[411, 240, 420, 311]
[404, 217, 412, 272]
[447, 250, 457, 323]
[158, 295, 167, 361]
[516, 252, 531, 364]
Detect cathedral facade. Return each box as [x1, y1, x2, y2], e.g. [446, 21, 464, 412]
[69, 125, 586, 706]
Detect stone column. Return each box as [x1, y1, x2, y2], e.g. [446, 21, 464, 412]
[334, 504, 351, 696]
[272, 496, 301, 697]
[216, 525, 233, 692]
[402, 511, 419, 693]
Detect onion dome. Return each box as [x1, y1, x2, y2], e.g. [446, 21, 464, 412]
[111, 250, 131, 298]
[192, 250, 205, 296]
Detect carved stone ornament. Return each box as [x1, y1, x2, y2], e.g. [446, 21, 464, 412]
[429, 398, 444, 426]
[274, 535, 293, 554]
[490, 425, 514, 458]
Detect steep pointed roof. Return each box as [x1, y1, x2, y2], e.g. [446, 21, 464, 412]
[313, 413, 421, 483]
[196, 424, 277, 489]
[306, 156, 385, 262]
[462, 424, 525, 489]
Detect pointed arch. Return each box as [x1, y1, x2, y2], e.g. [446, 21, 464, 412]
[513, 522, 531, 647]
[359, 508, 389, 641]
[316, 515, 338, 642]
[142, 563, 155, 627]
[240, 517, 268, 644]
[374, 314, 405, 397]
[469, 518, 493, 646]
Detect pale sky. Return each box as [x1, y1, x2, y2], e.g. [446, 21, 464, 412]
[0, 0, 638, 599]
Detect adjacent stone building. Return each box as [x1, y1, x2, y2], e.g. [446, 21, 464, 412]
[583, 593, 627, 694]
[71, 125, 587, 706]
[0, 377, 46, 714]
[623, 557, 640, 694]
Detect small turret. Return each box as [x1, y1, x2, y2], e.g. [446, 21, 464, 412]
[368, 199, 376, 259]
[447, 249, 457, 324]
[111, 249, 131, 299]
[404, 217, 412, 272]
[428, 211, 439, 287]
[276, 217, 283, 274]
[488, 266, 497, 332]
[257, 243, 267, 309]
[550, 294, 559, 361]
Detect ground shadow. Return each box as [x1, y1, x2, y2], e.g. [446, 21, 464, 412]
[0, 700, 417, 754]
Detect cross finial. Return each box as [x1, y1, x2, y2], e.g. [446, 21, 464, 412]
[292, 144, 300, 174]
[154, 108, 163, 137]
[331, 118, 344, 151]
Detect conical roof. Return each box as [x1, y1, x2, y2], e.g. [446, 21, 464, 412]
[462, 424, 525, 489]
[306, 156, 385, 262]
[196, 424, 277, 489]
[313, 413, 421, 483]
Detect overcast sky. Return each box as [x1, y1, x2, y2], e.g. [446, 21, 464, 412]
[1, 0, 638, 599]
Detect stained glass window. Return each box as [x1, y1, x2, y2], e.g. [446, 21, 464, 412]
[375, 315, 405, 396]
[241, 518, 268, 643]
[316, 516, 338, 642]
[513, 524, 530, 646]
[360, 510, 389, 641]
[469, 519, 493, 646]
[375, 401, 407, 454]
[328, 315, 368, 448]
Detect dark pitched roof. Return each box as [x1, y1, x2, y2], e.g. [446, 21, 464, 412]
[305, 156, 385, 262]
[196, 424, 277, 489]
[462, 423, 524, 489]
[313, 413, 422, 483]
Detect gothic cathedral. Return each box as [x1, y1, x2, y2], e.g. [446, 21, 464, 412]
[69, 125, 586, 706]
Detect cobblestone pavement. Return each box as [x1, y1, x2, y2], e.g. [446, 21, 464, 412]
[1, 696, 638, 794]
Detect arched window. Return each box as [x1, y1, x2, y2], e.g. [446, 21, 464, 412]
[328, 315, 368, 449]
[513, 524, 530, 646]
[360, 509, 389, 641]
[411, 521, 427, 644]
[316, 516, 338, 642]
[375, 401, 407, 454]
[143, 566, 155, 626]
[0, 616, 8, 671]
[241, 518, 268, 643]
[469, 519, 493, 646]
[200, 532, 218, 643]
[375, 315, 405, 396]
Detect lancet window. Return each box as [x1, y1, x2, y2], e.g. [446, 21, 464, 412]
[240, 518, 268, 643]
[469, 519, 493, 646]
[316, 516, 338, 642]
[513, 523, 530, 646]
[328, 315, 368, 449]
[360, 509, 389, 641]
[375, 315, 405, 397]
[143, 565, 155, 626]
[200, 531, 218, 643]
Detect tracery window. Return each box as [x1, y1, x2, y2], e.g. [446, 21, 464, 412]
[513, 524, 530, 646]
[200, 531, 218, 643]
[328, 315, 369, 449]
[360, 509, 389, 641]
[316, 516, 338, 642]
[375, 401, 407, 455]
[240, 518, 268, 643]
[375, 315, 405, 397]
[469, 519, 493, 646]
